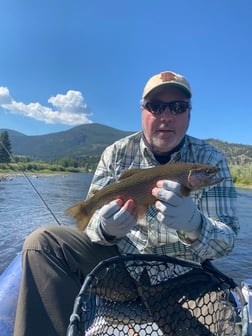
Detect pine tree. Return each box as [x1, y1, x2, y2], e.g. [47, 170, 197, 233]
[0, 131, 12, 163]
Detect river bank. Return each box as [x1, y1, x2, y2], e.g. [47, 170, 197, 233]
[1, 171, 252, 190]
[0, 171, 70, 181]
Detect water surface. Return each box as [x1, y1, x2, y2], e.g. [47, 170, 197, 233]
[0, 174, 251, 285]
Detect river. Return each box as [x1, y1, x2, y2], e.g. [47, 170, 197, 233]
[0, 173, 251, 285]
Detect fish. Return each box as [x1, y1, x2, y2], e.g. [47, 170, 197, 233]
[65, 162, 223, 231]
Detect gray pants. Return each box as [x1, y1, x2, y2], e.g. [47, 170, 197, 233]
[14, 225, 120, 336]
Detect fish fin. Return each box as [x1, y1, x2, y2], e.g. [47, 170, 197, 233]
[118, 168, 142, 180]
[65, 202, 92, 231]
[136, 205, 148, 228]
[89, 188, 100, 197]
[136, 205, 148, 222]
[180, 186, 191, 196]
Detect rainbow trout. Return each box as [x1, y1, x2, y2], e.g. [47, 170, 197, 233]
[65, 162, 223, 231]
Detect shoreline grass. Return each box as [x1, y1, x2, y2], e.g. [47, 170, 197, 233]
[1, 170, 252, 190]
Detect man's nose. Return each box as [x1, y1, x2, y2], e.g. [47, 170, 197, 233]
[160, 107, 174, 120]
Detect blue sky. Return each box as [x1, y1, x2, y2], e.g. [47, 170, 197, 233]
[0, 0, 252, 145]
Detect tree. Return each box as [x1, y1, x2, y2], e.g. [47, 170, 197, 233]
[0, 131, 12, 163]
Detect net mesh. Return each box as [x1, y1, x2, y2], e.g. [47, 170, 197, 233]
[67, 255, 247, 336]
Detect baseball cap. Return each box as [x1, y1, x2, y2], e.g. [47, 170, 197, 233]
[142, 71, 192, 99]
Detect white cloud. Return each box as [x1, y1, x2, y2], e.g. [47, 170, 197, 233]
[0, 87, 13, 104]
[0, 87, 93, 125]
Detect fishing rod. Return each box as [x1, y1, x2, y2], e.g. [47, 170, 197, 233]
[0, 141, 62, 226]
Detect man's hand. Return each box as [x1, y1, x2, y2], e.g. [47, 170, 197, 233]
[152, 180, 202, 235]
[99, 199, 137, 239]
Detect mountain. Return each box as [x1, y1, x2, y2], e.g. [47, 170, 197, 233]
[1, 124, 252, 164]
[0, 124, 133, 161]
[205, 138, 252, 165]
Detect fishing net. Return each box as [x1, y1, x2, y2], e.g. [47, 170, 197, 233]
[67, 254, 249, 336]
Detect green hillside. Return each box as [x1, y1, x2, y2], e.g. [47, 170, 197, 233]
[1, 124, 133, 161]
[206, 139, 252, 165]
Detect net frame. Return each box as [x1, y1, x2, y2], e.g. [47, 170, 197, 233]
[67, 254, 249, 336]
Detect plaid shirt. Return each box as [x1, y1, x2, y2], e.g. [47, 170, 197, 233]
[86, 132, 239, 264]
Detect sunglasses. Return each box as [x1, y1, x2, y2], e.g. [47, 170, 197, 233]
[143, 100, 191, 115]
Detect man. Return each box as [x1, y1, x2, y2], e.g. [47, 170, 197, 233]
[14, 71, 239, 336]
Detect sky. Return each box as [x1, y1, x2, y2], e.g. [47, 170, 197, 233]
[0, 0, 252, 145]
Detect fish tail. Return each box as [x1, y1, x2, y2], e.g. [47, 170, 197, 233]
[65, 202, 92, 231]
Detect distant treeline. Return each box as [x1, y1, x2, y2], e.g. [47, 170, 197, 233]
[0, 155, 100, 174]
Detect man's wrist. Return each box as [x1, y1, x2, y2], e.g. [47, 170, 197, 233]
[178, 217, 203, 244]
[99, 222, 118, 242]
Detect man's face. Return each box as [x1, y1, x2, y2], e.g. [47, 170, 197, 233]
[141, 87, 191, 154]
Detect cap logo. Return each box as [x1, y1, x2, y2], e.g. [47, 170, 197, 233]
[160, 72, 176, 83]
